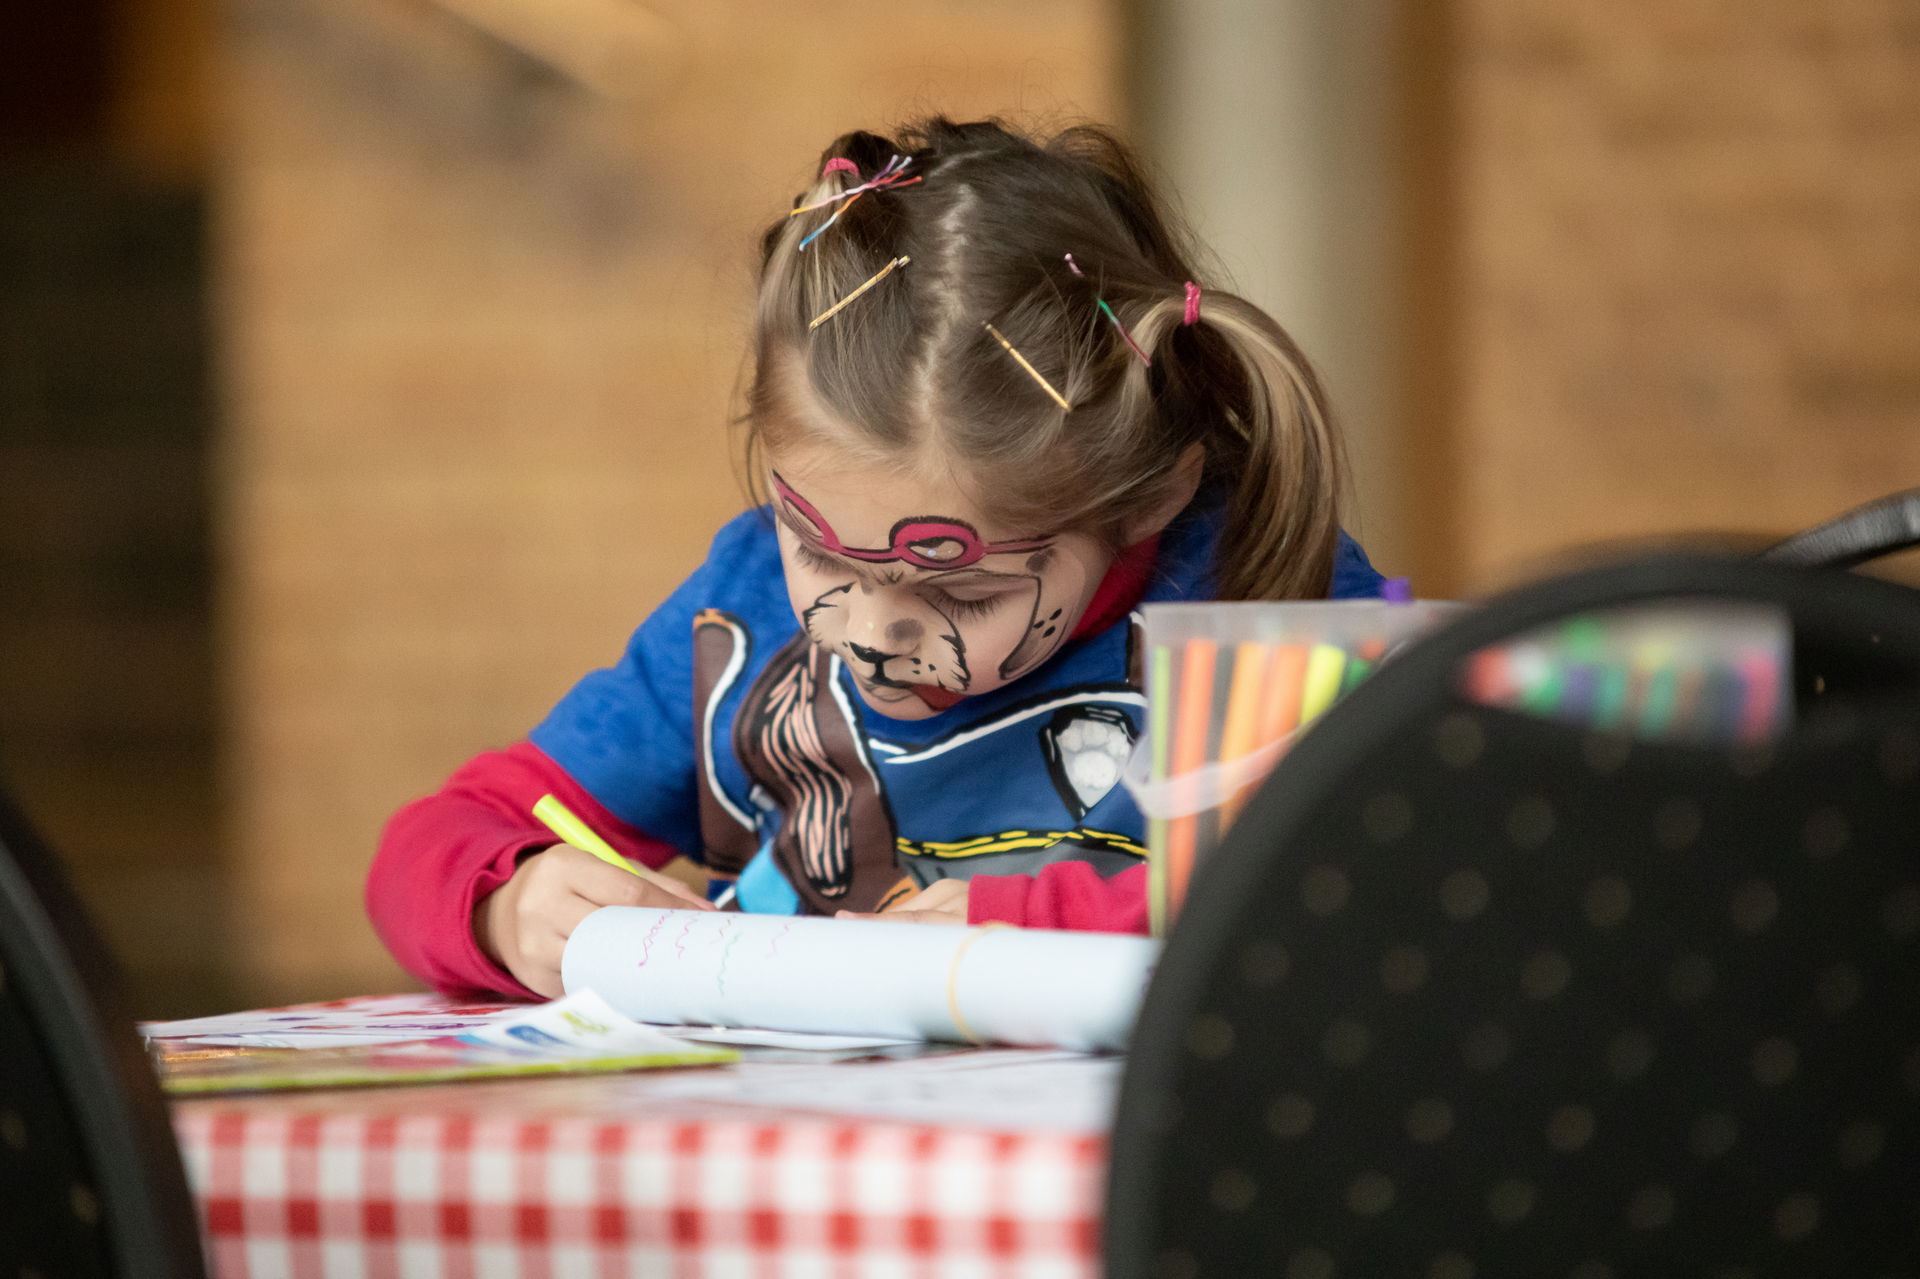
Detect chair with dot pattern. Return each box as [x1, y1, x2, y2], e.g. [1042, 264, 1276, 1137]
[0, 784, 206, 1278]
[1110, 553, 1920, 1279]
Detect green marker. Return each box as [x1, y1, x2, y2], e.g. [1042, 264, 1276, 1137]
[1147, 645, 1173, 938]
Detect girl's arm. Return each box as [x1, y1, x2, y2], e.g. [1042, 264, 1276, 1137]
[366, 741, 690, 998]
[966, 861, 1148, 934]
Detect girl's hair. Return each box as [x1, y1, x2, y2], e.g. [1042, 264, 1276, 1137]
[745, 117, 1346, 601]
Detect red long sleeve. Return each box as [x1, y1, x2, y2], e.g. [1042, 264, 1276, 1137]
[966, 861, 1148, 934]
[366, 741, 680, 998]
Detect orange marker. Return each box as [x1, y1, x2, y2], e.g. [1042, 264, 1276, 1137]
[1164, 639, 1218, 918]
[1216, 641, 1274, 828]
[1256, 644, 1311, 749]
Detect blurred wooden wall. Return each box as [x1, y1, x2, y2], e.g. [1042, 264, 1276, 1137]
[1425, 0, 1920, 592]
[218, 0, 1920, 1006]
[217, 0, 1120, 1003]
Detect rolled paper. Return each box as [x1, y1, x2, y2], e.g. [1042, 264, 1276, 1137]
[563, 908, 1159, 1052]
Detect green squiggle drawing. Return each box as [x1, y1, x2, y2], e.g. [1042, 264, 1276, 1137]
[713, 918, 745, 996]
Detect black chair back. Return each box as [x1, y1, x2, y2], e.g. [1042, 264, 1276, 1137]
[1110, 554, 1920, 1278]
[0, 786, 206, 1278]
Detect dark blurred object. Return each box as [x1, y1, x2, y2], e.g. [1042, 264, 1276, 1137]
[1110, 550, 1920, 1277]
[0, 0, 227, 1019]
[1765, 487, 1920, 572]
[0, 781, 207, 1277]
[0, 4, 118, 146]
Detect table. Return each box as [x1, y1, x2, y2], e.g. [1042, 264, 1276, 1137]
[167, 1013, 1112, 1278]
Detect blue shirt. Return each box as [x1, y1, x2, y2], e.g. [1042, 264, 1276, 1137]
[532, 502, 1386, 914]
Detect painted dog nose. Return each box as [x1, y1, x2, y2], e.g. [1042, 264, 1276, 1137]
[846, 641, 898, 667]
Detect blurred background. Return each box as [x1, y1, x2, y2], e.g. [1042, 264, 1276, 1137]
[2, 0, 1915, 1017]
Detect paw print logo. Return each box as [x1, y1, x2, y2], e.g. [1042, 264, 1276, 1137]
[1039, 705, 1137, 819]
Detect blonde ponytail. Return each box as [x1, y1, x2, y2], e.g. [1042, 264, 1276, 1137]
[1120, 289, 1345, 600]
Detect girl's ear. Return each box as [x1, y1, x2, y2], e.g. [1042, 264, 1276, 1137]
[1121, 443, 1205, 544]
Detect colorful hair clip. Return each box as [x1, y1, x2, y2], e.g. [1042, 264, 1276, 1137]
[1183, 281, 1202, 326]
[809, 255, 911, 330]
[790, 155, 924, 251]
[983, 322, 1072, 412]
[1064, 253, 1151, 366]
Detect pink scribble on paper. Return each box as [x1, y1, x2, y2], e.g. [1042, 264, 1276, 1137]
[763, 921, 795, 961]
[633, 913, 671, 969]
[673, 915, 699, 962]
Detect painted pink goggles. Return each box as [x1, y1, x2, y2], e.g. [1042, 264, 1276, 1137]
[772, 472, 1053, 571]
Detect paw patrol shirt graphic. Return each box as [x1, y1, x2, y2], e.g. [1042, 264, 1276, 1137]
[529, 503, 1384, 917]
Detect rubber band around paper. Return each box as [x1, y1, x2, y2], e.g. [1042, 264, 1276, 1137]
[945, 921, 1016, 1044]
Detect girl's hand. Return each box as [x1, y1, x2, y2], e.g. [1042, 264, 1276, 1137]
[474, 844, 713, 997]
[837, 877, 970, 926]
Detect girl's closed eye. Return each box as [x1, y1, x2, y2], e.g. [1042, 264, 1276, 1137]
[927, 586, 1010, 620]
[792, 541, 847, 576]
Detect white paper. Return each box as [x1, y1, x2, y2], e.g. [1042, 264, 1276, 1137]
[562, 909, 1158, 1052]
[635, 1050, 1121, 1133]
[657, 1026, 919, 1051]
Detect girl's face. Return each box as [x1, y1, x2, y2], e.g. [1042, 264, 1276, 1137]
[767, 444, 1114, 720]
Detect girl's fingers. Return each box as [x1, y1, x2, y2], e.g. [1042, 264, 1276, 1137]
[551, 845, 715, 910]
[631, 867, 714, 909]
[834, 908, 962, 926]
[510, 930, 571, 998]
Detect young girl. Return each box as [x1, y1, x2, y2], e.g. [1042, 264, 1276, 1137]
[369, 117, 1389, 998]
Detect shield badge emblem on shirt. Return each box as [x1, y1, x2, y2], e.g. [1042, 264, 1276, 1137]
[1039, 705, 1137, 821]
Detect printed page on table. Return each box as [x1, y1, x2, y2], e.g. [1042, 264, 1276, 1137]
[152, 991, 736, 1094]
[141, 992, 523, 1048]
[143, 991, 935, 1057]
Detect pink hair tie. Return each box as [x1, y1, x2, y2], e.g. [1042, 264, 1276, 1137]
[1183, 281, 1202, 326]
[822, 158, 859, 177]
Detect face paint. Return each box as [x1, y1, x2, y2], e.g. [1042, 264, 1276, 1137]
[772, 472, 1054, 570]
[768, 451, 1114, 721]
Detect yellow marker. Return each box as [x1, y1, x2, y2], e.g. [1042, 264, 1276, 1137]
[533, 794, 638, 876]
[1299, 644, 1348, 724]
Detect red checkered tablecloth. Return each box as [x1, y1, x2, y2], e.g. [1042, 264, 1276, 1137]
[172, 1063, 1107, 1277]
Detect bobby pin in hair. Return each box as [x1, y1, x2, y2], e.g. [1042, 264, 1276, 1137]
[791, 155, 923, 251]
[1183, 281, 1203, 326]
[1064, 253, 1151, 366]
[809, 255, 911, 331]
[983, 322, 1073, 412]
